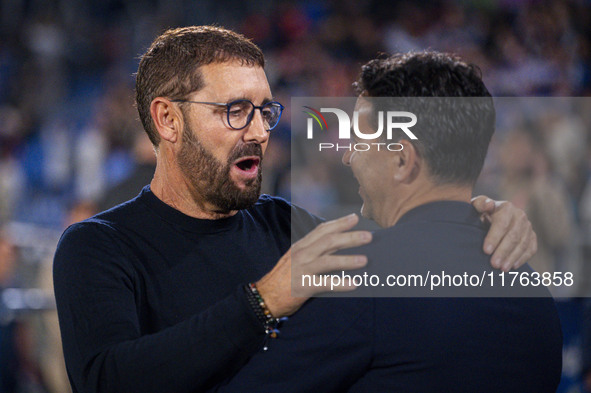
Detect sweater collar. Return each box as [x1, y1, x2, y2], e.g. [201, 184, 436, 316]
[137, 185, 242, 233]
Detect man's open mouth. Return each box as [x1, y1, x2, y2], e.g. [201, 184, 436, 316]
[233, 156, 261, 176]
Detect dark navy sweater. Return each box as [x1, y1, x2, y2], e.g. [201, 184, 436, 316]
[217, 202, 563, 393]
[53, 186, 320, 393]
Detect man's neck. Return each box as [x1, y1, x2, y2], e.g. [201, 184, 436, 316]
[150, 159, 237, 220]
[377, 184, 472, 228]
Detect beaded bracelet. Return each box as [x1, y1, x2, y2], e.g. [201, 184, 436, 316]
[244, 283, 280, 338]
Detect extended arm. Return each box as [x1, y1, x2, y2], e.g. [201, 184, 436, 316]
[54, 214, 371, 393]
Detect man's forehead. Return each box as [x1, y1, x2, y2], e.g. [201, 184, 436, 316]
[196, 61, 271, 100]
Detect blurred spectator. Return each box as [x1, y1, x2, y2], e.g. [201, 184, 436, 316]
[76, 81, 141, 203]
[0, 105, 26, 224]
[543, 109, 588, 204]
[0, 232, 19, 392]
[99, 131, 156, 210]
[498, 126, 574, 275]
[0, 231, 45, 392]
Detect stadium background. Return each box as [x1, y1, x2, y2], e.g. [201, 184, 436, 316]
[0, 0, 590, 391]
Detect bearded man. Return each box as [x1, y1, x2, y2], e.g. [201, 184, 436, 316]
[54, 27, 538, 393]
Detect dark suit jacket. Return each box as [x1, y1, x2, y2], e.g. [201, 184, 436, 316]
[216, 201, 563, 392]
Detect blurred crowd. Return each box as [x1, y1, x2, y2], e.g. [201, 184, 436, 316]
[0, 0, 590, 391]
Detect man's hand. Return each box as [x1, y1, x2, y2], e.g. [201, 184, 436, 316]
[256, 213, 371, 318]
[471, 196, 537, 272]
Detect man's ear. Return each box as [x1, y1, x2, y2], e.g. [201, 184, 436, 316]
[393, 139, 420, 183]
[150, 97, 183, 144]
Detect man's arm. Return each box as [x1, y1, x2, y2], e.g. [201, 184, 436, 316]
[54, 215, 371, 393]
[53, 222, 265, 393]
[256, 198, 537, 317]
[471, 196, 537, 271]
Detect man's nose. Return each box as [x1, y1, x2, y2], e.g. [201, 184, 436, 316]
[342, 149, 353, 166]
[243, 109, 269, 144]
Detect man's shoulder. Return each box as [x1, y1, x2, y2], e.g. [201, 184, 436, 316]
[251, 194, 321, 219]
[367, 219, 484, 257]
[367, 202, 487, 260]
[251, 194, 309, 214]
[94, 192, 148, 223]
[250, 194, 291, 210]
[57, 194, 150, 251]
[57, 213, 132, 255]
[249, 195, 324, 239]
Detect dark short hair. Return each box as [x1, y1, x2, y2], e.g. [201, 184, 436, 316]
[135, 26, 265, 146]
[354, 51, 495, 186]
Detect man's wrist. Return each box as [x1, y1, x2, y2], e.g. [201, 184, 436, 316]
[244, 283, 280, 338]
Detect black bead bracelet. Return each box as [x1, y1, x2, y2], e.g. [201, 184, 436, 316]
[244, 283, 280, 338]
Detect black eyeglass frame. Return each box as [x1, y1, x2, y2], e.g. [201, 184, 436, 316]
[171, 99, 285, 131]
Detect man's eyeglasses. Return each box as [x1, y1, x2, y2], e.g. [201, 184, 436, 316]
[171, 99, 285, 131]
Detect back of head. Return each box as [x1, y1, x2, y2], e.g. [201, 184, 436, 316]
[135, 26, 265, 146]
[355, 51, 496, 186]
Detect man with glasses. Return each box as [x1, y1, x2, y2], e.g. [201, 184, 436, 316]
[53, 26, 538, 393]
